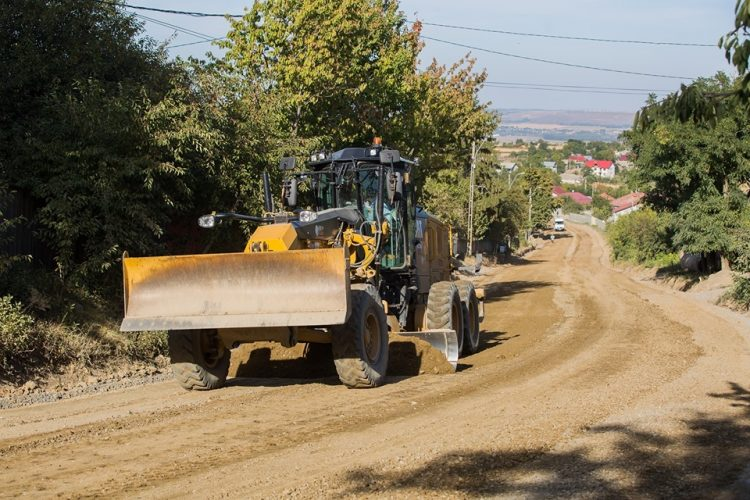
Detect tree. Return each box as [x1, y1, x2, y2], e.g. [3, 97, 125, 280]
[636, 1, 750, 126]
[592, 195, 613, 221]
[626, 75, 750, 268]
[0, 0, 182, 283]
[521, 167, 557, 232]
[222, 0, 421, 148]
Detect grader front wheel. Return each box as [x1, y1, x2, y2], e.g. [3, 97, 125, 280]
[331, 290, 389, 388]
[425, 281, 465, 354]
[168, 329, 230, 391]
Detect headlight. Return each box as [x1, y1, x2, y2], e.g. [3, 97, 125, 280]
[299, 210, 318, 222]
[198, 214, 216, 228]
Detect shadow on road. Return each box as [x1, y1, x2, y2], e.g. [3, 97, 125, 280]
[483, 280, 556, 304]
[340, 382, 750, 498]
[478, 330, 518, 351]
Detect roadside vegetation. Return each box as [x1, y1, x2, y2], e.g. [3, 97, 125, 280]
[608, 1, 750, 308]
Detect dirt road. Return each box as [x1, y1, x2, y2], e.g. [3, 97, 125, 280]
[2, 224, 750, 498]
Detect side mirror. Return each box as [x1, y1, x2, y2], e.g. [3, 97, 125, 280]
[279, 157, 296, 170]
[379, 150, 400, 164]
[282, 177, 298, 208]
[386, 171, 403, 203]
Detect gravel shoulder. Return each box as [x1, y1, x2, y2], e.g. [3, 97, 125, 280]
[1, 223, 749, 498]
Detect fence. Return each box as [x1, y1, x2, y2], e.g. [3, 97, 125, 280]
[565, 212, 606, 230]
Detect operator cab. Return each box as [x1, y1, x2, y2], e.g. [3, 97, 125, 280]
[280, 143, 415, 271]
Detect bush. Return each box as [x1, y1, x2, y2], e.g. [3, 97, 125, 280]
[607, 208, 675, 266]
[0, 295, 36, 373]
[726, 275, 750, 310]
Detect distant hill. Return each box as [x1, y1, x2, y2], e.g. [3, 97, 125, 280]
[495, 109, 635, 142]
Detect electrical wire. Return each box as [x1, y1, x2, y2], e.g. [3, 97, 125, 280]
[484, 81, 675, 92]
[110, 1, 698, 79]
[97, 1, 714, 48]
[169, 37, 227, 49]
[421, 36, 695, 80]
[411, 20, 715, 47]
[134, 13, 215, 41]
[483, 84, 665, 96]
[96, 0, 244, 17]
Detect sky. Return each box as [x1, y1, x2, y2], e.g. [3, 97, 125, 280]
[131, 1, 737, 113]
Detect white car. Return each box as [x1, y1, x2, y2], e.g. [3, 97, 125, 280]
[553, 218, 565, 231]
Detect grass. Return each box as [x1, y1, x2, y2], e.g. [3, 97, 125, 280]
[0, 262, 167, 384]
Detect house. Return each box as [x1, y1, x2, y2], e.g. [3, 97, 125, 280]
[542, 161, 557, 172]
[561, 191, 592, 205]
[552, 185, 566, 197]
[560, 172, 583, 185]
[567, 154, 587, 169]
[615, 152, 633, 171]
[609, 192, 645, 221]
[584, 160, 615, 179]
[498, 161, 518, 173]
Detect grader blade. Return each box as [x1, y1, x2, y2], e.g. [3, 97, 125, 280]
[121, 248, 349, 331]
[396, 329, 459, 371]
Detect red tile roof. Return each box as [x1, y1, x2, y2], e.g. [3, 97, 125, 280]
[569, 154, 586, 162]
[561, 191, 592, 205]
[584, 160, 614, 169]
[611, 192, 645, 213]
[552, 185, 567, 196]
[598, 193, 615, 201]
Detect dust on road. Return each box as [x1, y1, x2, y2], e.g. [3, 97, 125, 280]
[1, 224, 749, 498]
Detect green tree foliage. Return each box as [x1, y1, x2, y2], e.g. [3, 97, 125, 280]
[607, 209, 676, 266]
[521, 167, 558, 231]
[0, 0, 179, 282]
[671, 193, 741, 256]
[403, 57, 497, 182]
[592, 195, 613, 221]
[222, 0, 498, 240]
[626, 75, 750, 266]
[222, 0, 421, 148]
[636, 1, 750, 126]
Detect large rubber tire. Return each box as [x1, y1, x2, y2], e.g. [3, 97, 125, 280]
[331, 290, 389, 388]
[456, 281, 480, 355]
[168, 329, 230, 391]
[425, 281, 465, 355]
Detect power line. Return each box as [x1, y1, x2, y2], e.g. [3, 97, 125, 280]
[421, 36, 695, 80]
[484, 81, 674, 92]
[97, 0, 244, 17]
[99, 1, 713, 49]
[483, 84, 666, 96]
[412, 20, 714, 47]
[134, 13, 215, 41]
[169, 37, 226, 49]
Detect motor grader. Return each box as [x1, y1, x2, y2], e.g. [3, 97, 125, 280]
[121, 144, 484, 389]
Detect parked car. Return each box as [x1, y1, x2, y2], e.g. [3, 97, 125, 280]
[553, 218, 565, 231]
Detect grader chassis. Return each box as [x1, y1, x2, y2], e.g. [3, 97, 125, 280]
[121, 144, 484, 389]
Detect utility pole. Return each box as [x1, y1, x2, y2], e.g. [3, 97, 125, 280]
[468, 140, 477, 256]
[527, 186, 534, 242]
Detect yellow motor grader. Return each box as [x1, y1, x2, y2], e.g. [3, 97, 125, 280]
[121, 144, 484, 389]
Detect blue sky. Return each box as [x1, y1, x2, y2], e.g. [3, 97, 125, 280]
[133, 1, 736, 113]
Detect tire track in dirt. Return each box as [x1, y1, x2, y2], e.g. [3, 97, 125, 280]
[1, 224, 748, 498]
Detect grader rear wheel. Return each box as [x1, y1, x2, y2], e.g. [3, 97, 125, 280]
[331, 290, 389, 388]
[456, 281, 480, 355]
[168, 329, 230, 391]
[425, 281, 465, 355]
